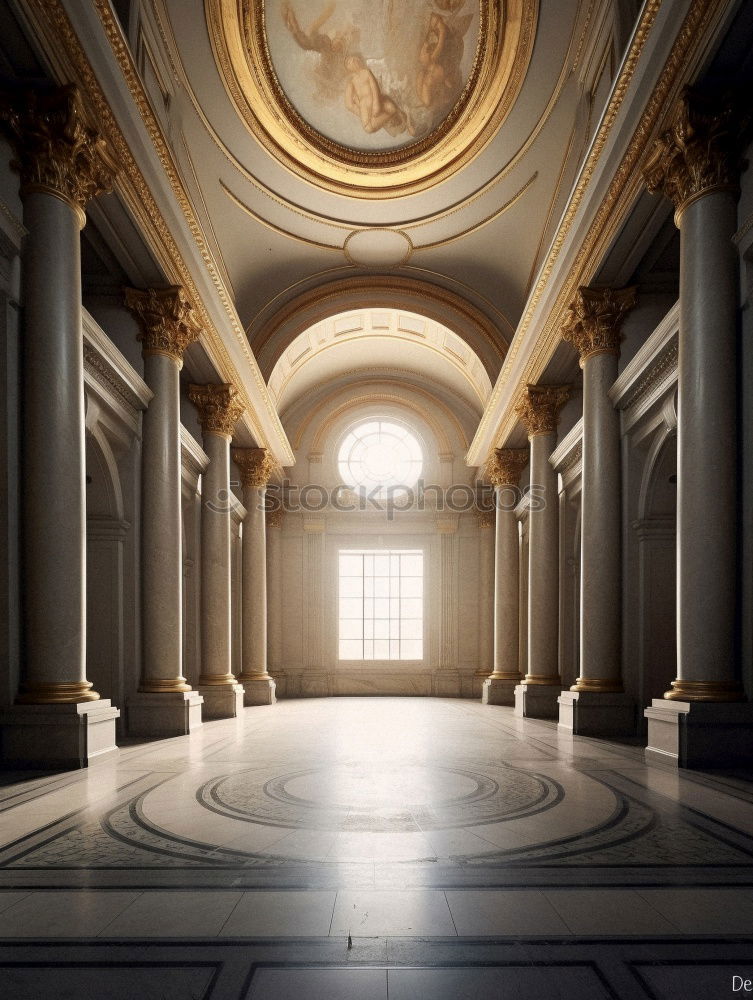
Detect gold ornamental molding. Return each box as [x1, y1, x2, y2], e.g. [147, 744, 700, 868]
[0, 83, 117, 229]
[485, 447, 529, 488]
[20, 0, 293, 465]
[206, 0, 538, 198]
[561, 285, 638, 367]
[470, 0, 729, 457]
[189, 383, 246, 438]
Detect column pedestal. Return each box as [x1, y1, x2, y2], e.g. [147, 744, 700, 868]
[559, 690, 636, 736]
[198, 684, 244, 720]
[514, 682, 561, 719]
[482, 676, 519, 706]
[0, 701, 119, 768]
[126, 691, 204, 737]
[242, 677, 277, 706]
[644, 699, 753, 768]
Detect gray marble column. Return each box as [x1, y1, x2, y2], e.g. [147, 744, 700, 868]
[266, 509, 284, 679]
[233, 447, 276, 705]
[190, 384, 245, 719]
[642, 87, 751, 766]
[482, 449, 528, 706]
[558, 286, 637, 737]
[124, 286, 204, 735]
[0, 85, 120, 766]
[473, 510, 495, 696]
[514, 385, 571, 719]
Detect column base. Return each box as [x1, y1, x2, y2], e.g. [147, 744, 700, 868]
[199, 683, 244, 720]
[126, 691, 204, 737]
[558, 690, 636, 737]
[644, 699, 753, 768]
[482, 675, 521, 706]
[240, 676, 277, 706]
[514, 683, 561, 719]
[0, 700, 120, 769]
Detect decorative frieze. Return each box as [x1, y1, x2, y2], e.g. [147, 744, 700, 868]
[515, 384, 572, 438]
[189, 383, 245, 439]
[486, 447, 529, 488]
[232, 447, 275, 489]
[562, 286, 637, 366]
[643, 86, 745, 221]
[0, 84, 116, 227]
[124, 285, 202, 366]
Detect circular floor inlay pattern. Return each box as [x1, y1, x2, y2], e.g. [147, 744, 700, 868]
[198, 762, 560, 833]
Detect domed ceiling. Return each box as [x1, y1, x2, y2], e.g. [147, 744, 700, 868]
[207, 0, 536, 196]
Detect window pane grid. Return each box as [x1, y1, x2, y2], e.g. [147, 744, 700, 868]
[338, 549, 423, 661]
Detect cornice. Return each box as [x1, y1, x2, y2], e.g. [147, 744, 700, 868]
[609, 300, 679, 425]
[467, 0, 731, 464]
[180, 425, 210, 481]
[82, 308, 152, 414]
[549, 417, 584, 473]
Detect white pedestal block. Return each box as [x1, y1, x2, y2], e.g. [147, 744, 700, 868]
[127, 691, 204, 737]
[644, 699, 753, 768]
[482, 677, 518, 706]
[558, 690, 636, 737]
[199, 684, 244, 720]
[0, 700, 119, 769]
[514, 683, 561, 719]
[242, 677, 277, 706]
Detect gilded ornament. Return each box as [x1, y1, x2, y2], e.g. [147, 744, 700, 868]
[233, 447, 276, 489]
[485, 447, 529, 488]
[643, 86, 745, 222]
[0, 83, 116, 227]
[664, 678, 745, 703]
[189, 383, 245, 438]
[206, 0, 537, 198]
[515, 384, 572, 438]
[125, 286, 202, 366]
[561, 285, 637, 366]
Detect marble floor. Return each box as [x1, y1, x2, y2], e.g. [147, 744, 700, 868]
[0, 697, 752, 998]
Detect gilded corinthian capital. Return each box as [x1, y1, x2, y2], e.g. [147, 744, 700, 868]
[0, 84, 116, 227]
[189, 383, 245, 438]
[124, 286, 202, 366]
[515, 384, 572, 438]
[643, 87, 745, 221]
[486, 448, 529, 488]
[562, 285, 637, 367]
[232, 447, 275, 489]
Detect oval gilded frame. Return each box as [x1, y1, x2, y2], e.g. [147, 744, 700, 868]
[206, 0, 538, 198]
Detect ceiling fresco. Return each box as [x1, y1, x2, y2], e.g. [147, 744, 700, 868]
[264, 0, 481, 153]
[208, 0, 536, 196]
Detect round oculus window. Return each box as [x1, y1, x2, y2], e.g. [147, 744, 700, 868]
[338, 421, 423, 498]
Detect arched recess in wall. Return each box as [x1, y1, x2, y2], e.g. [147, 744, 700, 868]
[636, 425, 678, 710]
[85, 420, 126, 717]
[250, 276, 510, 383]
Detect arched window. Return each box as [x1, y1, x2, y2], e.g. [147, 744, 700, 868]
[338, 420, 423, 498]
